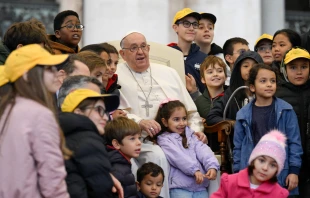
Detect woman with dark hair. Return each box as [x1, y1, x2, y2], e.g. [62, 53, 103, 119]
[0, 44, 70, 197]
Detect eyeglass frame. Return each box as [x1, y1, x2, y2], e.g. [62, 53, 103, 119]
[232, 49, 249, 55]
[255, 44, 272, 53]
[122, 44, 150, 53]
[84, 105, 108, 118]
[60, 24, 85, 31]
[177, 20, 199, 29]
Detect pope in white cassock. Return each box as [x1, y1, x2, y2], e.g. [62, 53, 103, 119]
[116, 31, 204, 198]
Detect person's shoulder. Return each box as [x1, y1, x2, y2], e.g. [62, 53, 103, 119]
[273, 183, 289, 197]
[274, 97, 293, 109]
[15, 97, 52, 115]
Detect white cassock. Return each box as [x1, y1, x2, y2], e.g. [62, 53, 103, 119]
[117, 62, 203, 198]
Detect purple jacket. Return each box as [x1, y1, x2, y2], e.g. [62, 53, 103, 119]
[157, 126, 219, 192]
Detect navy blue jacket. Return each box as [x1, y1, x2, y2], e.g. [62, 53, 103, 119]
[233, 97, 303, 195]
[169, 43, 207, 93]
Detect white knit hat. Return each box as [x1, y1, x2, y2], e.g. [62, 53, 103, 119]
[248, 130, 287, 175]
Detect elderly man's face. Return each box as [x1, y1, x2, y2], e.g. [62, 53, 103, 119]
[120, 33, 150, 72]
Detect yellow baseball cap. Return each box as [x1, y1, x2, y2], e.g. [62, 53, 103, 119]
[172, 8, 201, 25]
[254, 33, 273, 49]
[0, 66, 9, 86]
[61, 89, 119, 113]
[284, 47, 310, 64]
[5, 44, 68, 82]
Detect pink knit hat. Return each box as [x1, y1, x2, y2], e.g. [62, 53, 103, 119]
[248, 130, 287, 175]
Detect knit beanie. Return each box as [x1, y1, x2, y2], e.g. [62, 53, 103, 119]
[248, 130, 287, 175]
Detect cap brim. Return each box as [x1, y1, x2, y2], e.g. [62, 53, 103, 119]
[88, 94, 120, 112]
[200, 13, 217, 24]
[285, 55, 310, 65]
[37, 54, 69, 66]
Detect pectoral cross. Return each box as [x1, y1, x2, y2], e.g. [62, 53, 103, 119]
[141, 100, 153, 117]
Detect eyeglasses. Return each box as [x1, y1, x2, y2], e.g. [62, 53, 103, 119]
[177, 21, 199, 29]
[257, 45, 272, 52]
[60, 24, 84, 31]
[122, 44, 150, 52]
[232, 49, 248, 55]
[85, 106, 108, 117]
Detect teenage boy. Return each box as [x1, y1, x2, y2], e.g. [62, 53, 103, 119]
[195, 12, 223, 56]
[169, 8, 207, 94]
[254, 33, 273, 66]
[136, 162, 164, 198]
[48, 10, 83, 54]
[223, 37, 249, 71]
[105, 117, 142, 198]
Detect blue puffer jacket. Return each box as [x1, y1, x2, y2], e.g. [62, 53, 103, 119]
[169, 43, 207, 93]
[233, 97, 303, 195]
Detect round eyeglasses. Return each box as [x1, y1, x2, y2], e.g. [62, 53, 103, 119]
[177, 21, 199, 29]
[60, 24, 84, 31]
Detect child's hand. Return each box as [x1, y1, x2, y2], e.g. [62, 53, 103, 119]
[110, 173, 124, 198]
[194, 170, 204, 184]
[286, 173, 298, 191]
[112, 109, 127, 119]
[194, 132, 208, 144]
[185, 73, 198, 93]
[205, 168, 217, 180]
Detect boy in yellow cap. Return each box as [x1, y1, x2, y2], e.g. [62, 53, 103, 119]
[254, 33, 273, 66]
[168, 8, 207, 99]
[275, 46, 310, 197]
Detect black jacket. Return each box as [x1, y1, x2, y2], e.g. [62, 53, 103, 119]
[206, 51, 263, 126]
[107, 146, 137, 198]
[209, 43, 223, 55]
[58, 112, 114, 198]
[136, 191, 163, 198]
[276, 80, 310, 178]
[169, 43, 208, 93]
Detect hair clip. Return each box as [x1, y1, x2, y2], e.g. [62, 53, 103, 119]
[159, 98, 179, 108]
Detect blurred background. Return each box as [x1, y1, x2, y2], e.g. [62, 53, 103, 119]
[0, 0, 309, 50]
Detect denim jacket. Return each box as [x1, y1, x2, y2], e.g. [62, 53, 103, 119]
[233, 97, 303, 195]
[157, 126, 219, 192]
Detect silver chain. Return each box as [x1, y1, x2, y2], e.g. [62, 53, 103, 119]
[125, 63, 153, 102]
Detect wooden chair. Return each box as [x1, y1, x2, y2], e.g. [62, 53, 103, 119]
[204, 120, 233, 174]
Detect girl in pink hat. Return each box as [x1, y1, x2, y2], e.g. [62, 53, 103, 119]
[211, 130, 289, 198]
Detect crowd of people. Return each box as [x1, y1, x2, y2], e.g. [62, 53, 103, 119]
[0, 6, 310, 198]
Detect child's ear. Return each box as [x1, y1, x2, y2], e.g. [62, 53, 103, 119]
[225, 54, 234, 67]
[201, 76, 206, 84]
[161, 118, 168, 127]
[73, 108, 83, 115]
[55, 30, 61, 39]
[249, 84, 255, 93]
[112, 139, 121, 150]
[136, 181, 140, 191]
[172, 24, 178, 33]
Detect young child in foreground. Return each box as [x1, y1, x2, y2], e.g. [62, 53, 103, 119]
[153, 99, 219, 198]
[211, 130, 289, 198]
[136, 162, 164, 198]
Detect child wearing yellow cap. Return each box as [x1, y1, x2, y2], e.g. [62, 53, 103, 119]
[168, 8, 207, 99]
[254, 34, 273, 66]
[59, 88, 123, 197]
[0, 44, 70, 198]
[275, 46, 310, 197]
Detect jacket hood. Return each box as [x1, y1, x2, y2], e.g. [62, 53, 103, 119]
[209, 43, 223, 55]
[230, 51, 264, 84]
[58, 112, 100, 136]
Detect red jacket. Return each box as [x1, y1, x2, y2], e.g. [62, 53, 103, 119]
[211, 168, 288, 198]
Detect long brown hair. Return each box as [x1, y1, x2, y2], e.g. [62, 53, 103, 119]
[0, 66, 72, 159]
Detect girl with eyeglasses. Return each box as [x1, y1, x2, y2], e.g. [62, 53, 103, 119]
[254, 34, 274, 66]
[59, 88, 124, 198]
[0, 44, 70, 198]
[275, 47, 310, 197]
